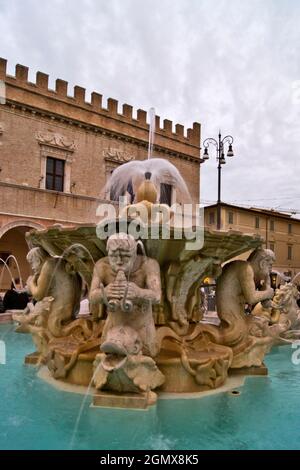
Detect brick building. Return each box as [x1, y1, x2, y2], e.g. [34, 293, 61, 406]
[0, 58, 201, 289]
[204, 202, 300, 278]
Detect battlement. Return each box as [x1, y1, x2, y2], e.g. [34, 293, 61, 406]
[0, 58, 201, 149]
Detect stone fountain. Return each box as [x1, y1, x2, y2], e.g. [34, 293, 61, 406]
[13, 159, 300, 409]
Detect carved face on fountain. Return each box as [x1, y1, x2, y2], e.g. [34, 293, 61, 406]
[248, 248, 275, 283]
[26, 247, 49, 274]
[64, 245, 87, 264]
[107, 233, 137, 274]
[100, 326, 142, 371]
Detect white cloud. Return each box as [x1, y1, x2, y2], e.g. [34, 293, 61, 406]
[0, 0, 299, 214]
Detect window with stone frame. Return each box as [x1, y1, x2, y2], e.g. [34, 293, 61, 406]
[36, 131, 75, 193]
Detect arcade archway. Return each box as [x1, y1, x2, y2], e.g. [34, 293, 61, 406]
[0, 221, 45, 291]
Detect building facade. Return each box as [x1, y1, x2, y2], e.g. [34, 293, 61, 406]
[204, 203, 300, 277]
[0, 58, 201, 289]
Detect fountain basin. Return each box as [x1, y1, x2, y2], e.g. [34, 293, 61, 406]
[21, 223, 264, 401]
[1, 324, 300, 449]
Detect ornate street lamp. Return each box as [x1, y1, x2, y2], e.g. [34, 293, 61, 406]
[202, 131, 235, 230]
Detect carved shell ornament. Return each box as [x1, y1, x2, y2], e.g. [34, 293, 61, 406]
[35, 131, 76, 150]
[103, 147, 134, 163]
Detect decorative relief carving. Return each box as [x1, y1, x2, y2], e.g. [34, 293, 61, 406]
[36, 132, 75, 151]
[103, 147, 134, 163]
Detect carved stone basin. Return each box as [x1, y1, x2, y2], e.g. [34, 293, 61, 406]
[21, 223, 264, 407]
[27, 224, 262, 280]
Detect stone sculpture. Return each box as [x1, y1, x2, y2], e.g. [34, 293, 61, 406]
[90, 233, 165, 397]
[255, 283, 300, 342]
[13, 247, 99, 376]
[26, 247, 82, 337]
[197, 249, 278, 368]
[274, 283, 300, 331]
[216, 248, 276, 340]
[18, 161, 300, 409]
[13, 296, 54, 360]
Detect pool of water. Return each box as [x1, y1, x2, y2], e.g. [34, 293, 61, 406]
[0, 323, 300, 450]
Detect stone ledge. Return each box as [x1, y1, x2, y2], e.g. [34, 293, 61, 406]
[0, 312, 13, 324]
[229, 363, 268, 376]
[92, 390, 156, 410]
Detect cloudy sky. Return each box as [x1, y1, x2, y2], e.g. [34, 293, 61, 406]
[1, 0, 300, 215]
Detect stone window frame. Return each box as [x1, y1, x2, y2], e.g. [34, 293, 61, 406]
[39, 144, 74, 193]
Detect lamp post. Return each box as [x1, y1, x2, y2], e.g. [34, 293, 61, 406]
[202, 131, 234, 230]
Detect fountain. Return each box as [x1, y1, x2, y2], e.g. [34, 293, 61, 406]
[0, 257, 22, 290]
[12, 151, 300, 408]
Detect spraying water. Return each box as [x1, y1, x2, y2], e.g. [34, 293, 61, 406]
[0, 258, 18, 290]
[147, 107, 156, 160]
[5, 255, 23, 288]
[69, 360, 102, 449]
[106, 158, 191, 205]
[105, 105, 191, 205]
